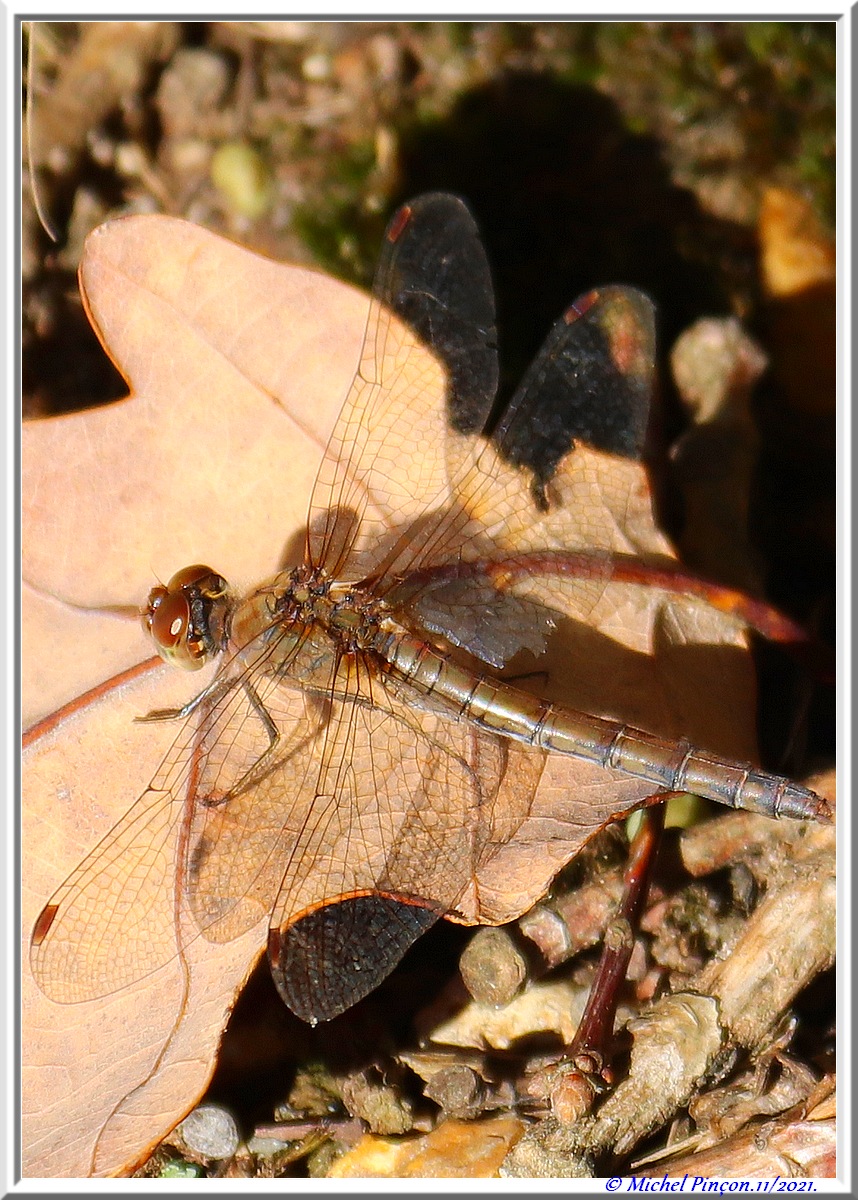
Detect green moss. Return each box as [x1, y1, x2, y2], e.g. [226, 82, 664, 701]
[291, 141, 384, 284]
[159, 1158, 205, 1178]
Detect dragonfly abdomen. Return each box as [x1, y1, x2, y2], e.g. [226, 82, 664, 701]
[381, 630, 829, 824]
[538, 709, 823, 821]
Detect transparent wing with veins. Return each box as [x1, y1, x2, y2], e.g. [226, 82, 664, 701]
[181, 633, 505, 1021]
[262, 652, 499, 1020]
[306, 194, 658, 670]
[30, 617, 499, 1017]
[306, 193, 499, 577]
[30, 757, 194, 1006]
[29, 631, 322, 1003]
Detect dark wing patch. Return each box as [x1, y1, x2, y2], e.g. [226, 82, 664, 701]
[385, 193, 499, 434]
[268, 892, 440, 1023]
[494, 286, 656, 506]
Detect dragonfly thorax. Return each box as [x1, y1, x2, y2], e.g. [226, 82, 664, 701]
[274, 569, 387, 655]
[325, 582, 387, 652]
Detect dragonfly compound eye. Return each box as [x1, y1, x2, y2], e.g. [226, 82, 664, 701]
[142, 565, 230, 670]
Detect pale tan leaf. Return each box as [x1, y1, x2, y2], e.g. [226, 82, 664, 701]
[23, 218, 372, 1176]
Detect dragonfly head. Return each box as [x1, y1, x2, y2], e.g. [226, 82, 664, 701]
[143, 565, 231, 670]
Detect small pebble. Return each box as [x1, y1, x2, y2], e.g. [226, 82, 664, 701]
[211, 140, 274, 221]
[177, 1103, 240, 1161]
[156, 47, 231, 137]
[302, 52, 332, 81]
[159, 1157, 204, 1178]
[424, 1064, 483, 1118]
[246, 1135, 291, 1158]
[459, 926, 527, 1006]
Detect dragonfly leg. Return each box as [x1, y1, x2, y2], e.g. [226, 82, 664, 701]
[135, 680, 226, 724]
[198, 678, 283, 808]
[242, 676, 280, 749]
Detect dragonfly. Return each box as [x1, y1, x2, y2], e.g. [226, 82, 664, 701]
[30, 193, 830, 1026]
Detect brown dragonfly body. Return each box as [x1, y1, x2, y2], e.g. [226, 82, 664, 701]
[30, 193, 829, 1025]
[227, 564, 824, 824]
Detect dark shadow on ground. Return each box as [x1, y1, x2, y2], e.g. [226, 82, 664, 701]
[394, 72, 755, 419]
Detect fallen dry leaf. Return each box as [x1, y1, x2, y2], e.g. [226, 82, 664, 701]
[23, 209, 785, 1176]
[23, 216, 369, 1176]
[23, 214, 369, 728]
[758, 186, 836, 422]
[327, 1114, 526, 1178]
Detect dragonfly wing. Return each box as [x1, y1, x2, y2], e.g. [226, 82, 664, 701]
[28, 632, 324, 1004]
[307, 193, 498, 574]
[179, 652, 331, 946]
[268, 893, 439, 1024]
[439, 285, 656, 552]
[493, 285, 655, 503]
[308, 197, 658, 670]
[30, 744, 197, 1004]
[389, 287, 660, 667]
[264, 654, 502, 1023]
[393, 570, 554, 670]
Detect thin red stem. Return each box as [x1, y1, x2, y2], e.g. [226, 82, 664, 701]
[567, 799, 668, 1076]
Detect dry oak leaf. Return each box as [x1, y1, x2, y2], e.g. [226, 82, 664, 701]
[23, 214, 758, 1177]
[326, 1115, 526, 1179]
[23, 216, 367, 1178]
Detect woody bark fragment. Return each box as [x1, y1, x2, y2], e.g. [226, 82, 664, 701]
[637, 1076, 836, 1179]
[502, 819, 835, 1175]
